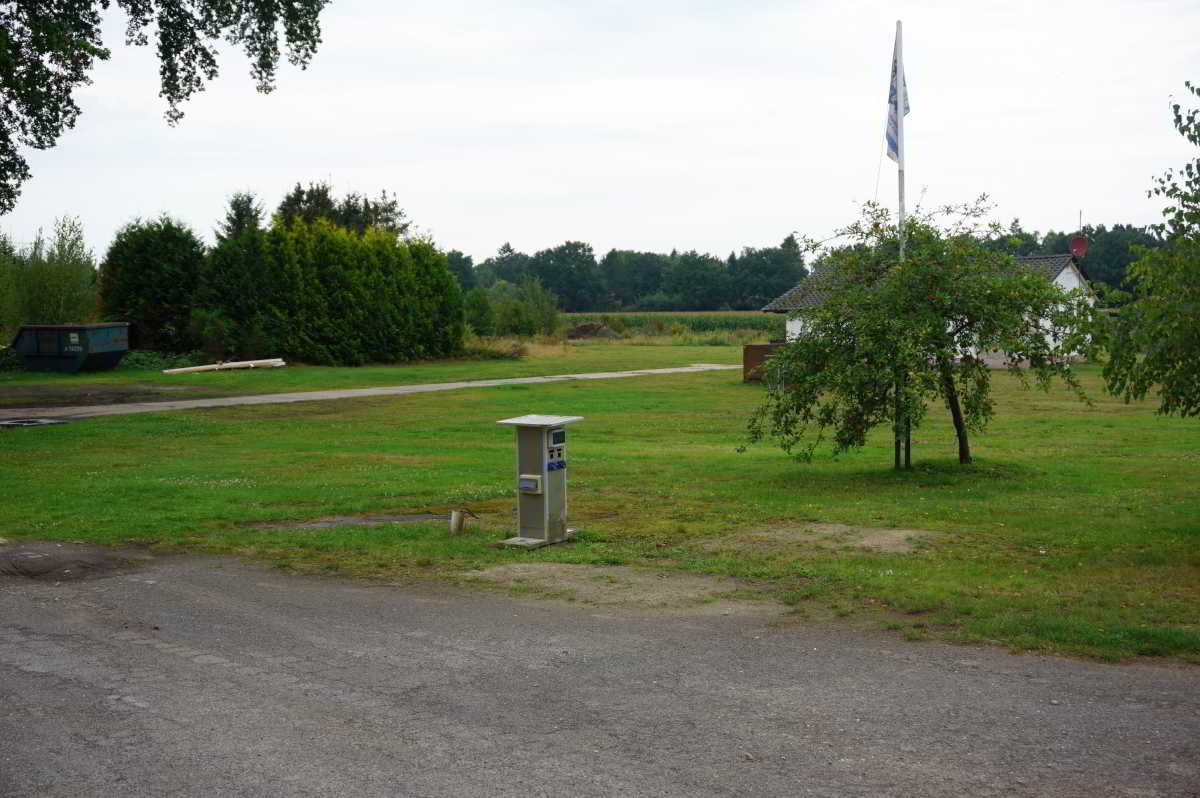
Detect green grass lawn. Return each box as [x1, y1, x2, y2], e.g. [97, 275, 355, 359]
[1, 358, 1197, 662]
[0, 341, 741, 406]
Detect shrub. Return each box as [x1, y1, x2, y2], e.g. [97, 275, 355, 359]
[458, 336, 528, 360]
[463, 287, 494, 336]
[195, 216, 281, 360]
[0, 234, 18, 338]
[99, 215, 205, 352]
[487, 277, 560, 337]
[246, 221, 463, 365]
[119, 350, 205, 371]
[188, 308, 236, 361]
[0, 218, 98, 340]
[0, 346, 22, 372]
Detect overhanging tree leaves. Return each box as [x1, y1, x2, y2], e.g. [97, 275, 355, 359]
[0, 1, 329, 213]
[750, 201, 1090, 467]
[1098, 81, 1200, 417]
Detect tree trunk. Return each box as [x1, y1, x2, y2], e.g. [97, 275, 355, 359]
[894, 374, 903, 471]
[938, 357, 972, 464]
[904, 417, 912, 469]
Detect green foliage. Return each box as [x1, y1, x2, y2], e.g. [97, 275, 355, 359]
[750, 200, 1091, 466]
[530, 241, 604, 312]
[276, 182, 409, 236]
[475, 235, 808, 312]
[99, 215, 205, 352]
[119, 349, 205, 371]
[197, 195, 279, 360]
[1098, 81, 1200, 417]
[246, 221, 463, 365]
[0, 345, 21, 372]
[1056, 224, 1163, 289]
[103, 194, 463, 367]
[445, 250, 476, 291]
[985, 218, 1164, 290]
[462, 287, 494, 336]
[0, 234, 17, 335]
[726, 234, 808, 310]
[458, 336, 528, 360]
[568, 311, 784, 336]
[598, 250, 669, 308]
[0, 217, 98, 339]
[215, 192, 264, 243]
[982, 219, 1043, 257]
[188, 308, 236, 361]
[662, 251, 729, 310]
[475, 242, 532, 289]
[486, 277, 560, 337]
[0, 1, 328, 213]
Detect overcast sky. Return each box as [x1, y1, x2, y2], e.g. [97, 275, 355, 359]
[2, 0, 1197, 263]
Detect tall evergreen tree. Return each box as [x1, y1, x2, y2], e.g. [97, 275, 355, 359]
[276, 182, 408, 236]
[100, 216, 205, 351]
[215, 192, 265, 243]
[445, 250, 477, 291]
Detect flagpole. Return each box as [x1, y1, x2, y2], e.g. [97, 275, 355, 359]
[895, 20, 906, 262]
[890, 20, 911, 469]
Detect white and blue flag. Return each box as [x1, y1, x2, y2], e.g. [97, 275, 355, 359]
[886, 22, 909, 164]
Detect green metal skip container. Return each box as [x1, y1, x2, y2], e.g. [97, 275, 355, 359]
[10, 323, 130, 373]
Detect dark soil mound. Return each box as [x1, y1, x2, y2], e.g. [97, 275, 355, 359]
[566, 322, 619, 340]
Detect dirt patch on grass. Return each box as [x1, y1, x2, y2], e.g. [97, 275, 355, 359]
[465, 562, 776, 615]
[0, 540, 155, 582]
[0, 381, 207, 409]
[704, 522, 930, 555]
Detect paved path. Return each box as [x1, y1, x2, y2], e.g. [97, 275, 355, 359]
[0, 363, 740, 421]
[1, 547, 1196, 797]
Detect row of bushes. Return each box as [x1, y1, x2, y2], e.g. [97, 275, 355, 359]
[100, 211, 466, 366]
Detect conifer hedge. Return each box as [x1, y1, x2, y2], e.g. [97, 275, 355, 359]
[100, 212, 464, 365]
[202, 220, 463, 365]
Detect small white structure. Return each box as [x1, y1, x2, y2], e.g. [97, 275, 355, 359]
[762, 254, 1092, 343]
[495, 414, 584, 549]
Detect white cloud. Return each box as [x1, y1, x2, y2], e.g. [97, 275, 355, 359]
[2, 0, 1196, 263]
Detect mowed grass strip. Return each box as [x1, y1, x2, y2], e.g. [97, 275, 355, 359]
[1, 364, 1197, 662]
[0, 341, 741, 405]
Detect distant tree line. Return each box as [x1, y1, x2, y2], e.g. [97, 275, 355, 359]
[444, 234, 809, 318]
[0, 189, 1170, 358]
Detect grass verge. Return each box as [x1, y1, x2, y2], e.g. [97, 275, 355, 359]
[1, 361, 1197, 662]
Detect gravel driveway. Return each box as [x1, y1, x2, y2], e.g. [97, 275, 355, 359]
[1, 543, 1196, 797]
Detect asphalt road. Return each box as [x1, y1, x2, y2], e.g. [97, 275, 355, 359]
[1, 547, 1197, 797]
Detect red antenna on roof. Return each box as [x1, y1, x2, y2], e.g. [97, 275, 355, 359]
[1069, 236, 1089, 258]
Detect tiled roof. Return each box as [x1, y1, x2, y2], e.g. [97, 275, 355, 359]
[760, 266, 839, 312]
[1013, 253, 1087, 282]
[762, 254, 1084, 313]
